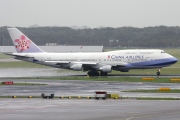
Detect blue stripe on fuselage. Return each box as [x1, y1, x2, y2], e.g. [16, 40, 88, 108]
[143, 60, 177, 66]
[130, 57, 177, 67]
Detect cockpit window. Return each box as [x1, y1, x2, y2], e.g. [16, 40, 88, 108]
[161, 51, 166, 53]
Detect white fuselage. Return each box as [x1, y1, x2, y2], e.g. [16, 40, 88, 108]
[13, 49, 177, 72]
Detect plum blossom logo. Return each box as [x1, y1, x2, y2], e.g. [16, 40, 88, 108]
[14, 35, 31, 52]
[108, 55, 110, 59]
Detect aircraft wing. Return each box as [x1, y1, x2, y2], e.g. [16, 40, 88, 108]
[117, 62, 133, 67]
[44, 61, 97, 65]
[108, 62, 129, 67]
[71, 62, 97, 65]
[44, 60, 128, 68]
[44, 61, 70, 64]
[4, 53, 128, 68]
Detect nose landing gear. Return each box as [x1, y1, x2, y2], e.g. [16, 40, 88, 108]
[156, 69, 161, 76]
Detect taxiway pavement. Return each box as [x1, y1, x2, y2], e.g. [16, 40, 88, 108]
[0, 79, 180, 120]
[1, 99, 180, 120]
[0, 79, 180, 98]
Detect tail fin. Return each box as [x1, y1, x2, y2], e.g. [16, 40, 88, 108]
[7, 28, 44, 53]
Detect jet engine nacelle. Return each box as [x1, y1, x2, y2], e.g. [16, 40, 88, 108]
[70, 64, 83, 71]
[99, 65, 112, 73]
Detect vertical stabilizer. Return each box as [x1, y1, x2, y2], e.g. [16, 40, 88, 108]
[7, 28, 44, 53]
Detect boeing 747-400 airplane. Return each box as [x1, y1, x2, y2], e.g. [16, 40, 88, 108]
[6, 28, 178, 76]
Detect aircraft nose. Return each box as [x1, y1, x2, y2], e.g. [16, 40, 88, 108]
[171, 57, 178, 64]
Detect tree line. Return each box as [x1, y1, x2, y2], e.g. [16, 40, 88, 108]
[1, 26, 180, 48]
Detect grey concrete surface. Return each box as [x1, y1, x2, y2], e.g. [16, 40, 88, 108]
[0, 68, 179, 78]
[0, 99, 180, 120]
[0, 79, 180, 120]
[0, 79, 180, 98]
[0, 68, 85, 77]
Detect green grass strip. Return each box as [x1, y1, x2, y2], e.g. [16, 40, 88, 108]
[122, 89, 180, 93]
[0, 82, 47, 86]
[137, 97, 180, 100]
[2, 76, 180, 83]
[0, 96, 179, 100]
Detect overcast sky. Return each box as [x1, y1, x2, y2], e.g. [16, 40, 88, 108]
[0, 0, 180, 28]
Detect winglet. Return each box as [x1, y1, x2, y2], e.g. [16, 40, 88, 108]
[7, 28, 44, 53]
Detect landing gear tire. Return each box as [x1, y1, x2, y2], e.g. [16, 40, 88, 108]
[87, 71, 99, 76]
[100, 71, 108, 76]
[156, 71, 160, 76]
[156, 69, 161, 76]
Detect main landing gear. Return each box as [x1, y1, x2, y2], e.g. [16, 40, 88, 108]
[87, 71, 108, 76]
[100, 71, 108, 76]
[156, 69, 161, 76]
[87, 71, 99, 76]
